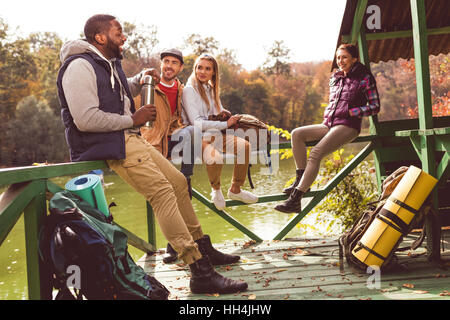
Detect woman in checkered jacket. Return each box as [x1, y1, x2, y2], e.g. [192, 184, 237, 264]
[275, 43, 380, 214]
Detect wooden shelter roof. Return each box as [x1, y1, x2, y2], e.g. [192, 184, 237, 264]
[333, 0, 450, 68]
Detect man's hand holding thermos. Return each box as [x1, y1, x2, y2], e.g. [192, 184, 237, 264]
[132, 68, 160, 127]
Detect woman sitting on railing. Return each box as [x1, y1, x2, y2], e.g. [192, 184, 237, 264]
[275, 43, 381, 213]
[182, 54, 258, 210]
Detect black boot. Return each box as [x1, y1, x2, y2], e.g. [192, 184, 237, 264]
[283, 169, 305, 195]
[275, 188, 304, 213]
[162, 243, 178, 264]
[189, 255, 248, 294]
[195, 235, 240, 266]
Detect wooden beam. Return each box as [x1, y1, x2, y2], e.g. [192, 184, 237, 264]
[192, 188, 263, 242]
[350, 0, 369, 44]
[24, 180, 51, 300]
[411, 0, 440, 263]
[341, 26, 450, 42]
[410, 0, 435, 173]
[0, 181, 41, 246]
[0, 161, 108, 188]
[358, 27, 385, 190]
[273, 142, 375, 240]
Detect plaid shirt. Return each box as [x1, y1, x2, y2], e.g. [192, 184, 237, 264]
[348, 74, 380, 117]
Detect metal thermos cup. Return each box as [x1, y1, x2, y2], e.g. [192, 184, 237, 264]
[141, 75, 156, 127]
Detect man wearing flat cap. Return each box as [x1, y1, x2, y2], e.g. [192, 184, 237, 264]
[141, 49, 187, 162]
[141, 48, 197, 184]
[140, 49, 199, 263]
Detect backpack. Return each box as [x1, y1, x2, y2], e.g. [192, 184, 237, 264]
[38, 190, 170, 300]
[338, 166, 432, 273]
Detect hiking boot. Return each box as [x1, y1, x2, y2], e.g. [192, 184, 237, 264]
[227, 189, 258, 204]
[195, 235, 240, 266]
[162, 243, 178, 264]
[283, 169, 305, 195]
[189, 255, 248, 294]
[274, 188, 304, 213]
[211, 188, 226, 210]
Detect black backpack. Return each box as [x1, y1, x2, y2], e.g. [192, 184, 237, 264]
[38, 190, 170, 300]
[338, 166, 431, 273]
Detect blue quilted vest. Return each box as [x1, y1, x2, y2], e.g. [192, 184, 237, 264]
[57, 52, 135, 161]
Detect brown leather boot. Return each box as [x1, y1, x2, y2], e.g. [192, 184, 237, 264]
[189, 255, 248, 294]
[274, 188, 304, 213]
[162, 243, 178, 264]
[283, 169, 305, 195]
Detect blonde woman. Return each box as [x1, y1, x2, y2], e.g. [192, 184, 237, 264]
[182, 54, 258, 210]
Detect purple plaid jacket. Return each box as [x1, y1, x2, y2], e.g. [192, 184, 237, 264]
[323, 62, 380, 133]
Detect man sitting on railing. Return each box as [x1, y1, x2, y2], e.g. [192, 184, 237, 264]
[56, 13, 247, 295]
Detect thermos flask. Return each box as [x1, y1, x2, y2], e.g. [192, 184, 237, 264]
[141, 75, 156, 127]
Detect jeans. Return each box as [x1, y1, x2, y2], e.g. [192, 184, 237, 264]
[169, 125, 197, 178]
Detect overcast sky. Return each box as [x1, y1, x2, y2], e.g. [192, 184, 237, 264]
[2, 0, 347, 70]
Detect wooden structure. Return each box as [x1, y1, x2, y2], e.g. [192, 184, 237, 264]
[0, 0, 449, 300]
[334, 0, 450, 263]
[137, 234, 450, 300]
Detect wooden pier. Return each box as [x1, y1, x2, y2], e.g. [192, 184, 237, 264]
[138, 231, 450, 300]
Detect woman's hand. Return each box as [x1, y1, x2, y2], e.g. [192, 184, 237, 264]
[227, 115, 240, 128]
[221, 109, 232, 118]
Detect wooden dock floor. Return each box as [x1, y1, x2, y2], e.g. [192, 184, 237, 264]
[137, 231, 450, 300]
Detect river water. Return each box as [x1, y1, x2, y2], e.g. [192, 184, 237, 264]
[0, 159, 345, 299]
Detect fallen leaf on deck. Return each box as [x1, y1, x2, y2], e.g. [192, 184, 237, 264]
[242, 240, 257, 249]
[402, 283, 415, 289]
[248, 294, 256, 300]
[413, 290, 429, 294]
[273, 269, 287, 274]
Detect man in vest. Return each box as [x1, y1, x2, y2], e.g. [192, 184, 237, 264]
[57, 14, 247, 295]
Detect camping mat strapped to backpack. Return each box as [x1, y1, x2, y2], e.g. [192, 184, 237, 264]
[339, 166, 438, 272]
[39, 190, 170, 300]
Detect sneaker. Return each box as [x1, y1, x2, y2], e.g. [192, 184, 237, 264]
[227, 189, 258, 204]
[211, 188, 226, 210]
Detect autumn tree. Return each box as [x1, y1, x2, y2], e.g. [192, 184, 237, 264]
[184, 33, 219, 56]
[262, 40, 291, 77]
[27, 32, 63, 115]
[121, 21, 160, 76]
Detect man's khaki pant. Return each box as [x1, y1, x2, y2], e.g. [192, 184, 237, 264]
[202, 134, 250, 190]
[107, 133, 203, 265]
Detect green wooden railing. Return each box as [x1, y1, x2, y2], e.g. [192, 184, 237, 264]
[2, 115, 450, 299]
[2, 0, 449, 301]
[0, 132, 380, 299]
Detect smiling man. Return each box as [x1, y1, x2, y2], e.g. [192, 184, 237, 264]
[57, 14, 248, 296]
[140, 49, 196, 189]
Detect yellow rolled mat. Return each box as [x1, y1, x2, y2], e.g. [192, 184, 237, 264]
[352, 166, 437, 267]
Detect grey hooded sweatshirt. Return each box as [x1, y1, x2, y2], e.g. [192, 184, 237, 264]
[60, 39, 144, 133]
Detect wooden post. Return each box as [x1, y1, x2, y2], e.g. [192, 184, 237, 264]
[23, 180, 52, 300]
[146, 202, 157, 249]
[410, 0, 440, 262]
[350, 0, 369, 44]
[358, 28, 385, 191]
